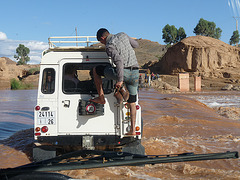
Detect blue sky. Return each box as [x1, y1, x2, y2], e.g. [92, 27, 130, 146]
[0, 0, 238, 64]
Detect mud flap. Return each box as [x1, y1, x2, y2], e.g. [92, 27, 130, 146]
[122, 139, 145, 155]
[33, 145, 56, 162]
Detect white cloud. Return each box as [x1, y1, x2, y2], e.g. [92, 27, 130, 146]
[0, 32, 48, 64]
[0, 32, 7, 40]
[26, 41, 48, 51]
[29, 55, 42, 64]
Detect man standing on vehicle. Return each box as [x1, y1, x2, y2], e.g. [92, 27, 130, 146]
[90, 28, 139, 136]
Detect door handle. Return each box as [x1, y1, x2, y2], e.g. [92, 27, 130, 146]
[62, 100, 70, 108]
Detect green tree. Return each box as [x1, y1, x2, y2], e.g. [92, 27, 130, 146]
[230, 30, 240, 46]
[162, 24, 178, 44]
[193, 18, 208, 36]
[14, 44, 30, 65]
[193, 18, 222, 39]
[177, 27, 187, 42]
[214, 27, 222, 39]
[162, 25, 187, 44]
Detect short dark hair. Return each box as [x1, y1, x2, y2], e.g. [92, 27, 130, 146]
[96, 28, 109, 41]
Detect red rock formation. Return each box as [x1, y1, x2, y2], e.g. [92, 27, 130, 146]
[150, 36, 240, 78]
[0, 57, 39, 89]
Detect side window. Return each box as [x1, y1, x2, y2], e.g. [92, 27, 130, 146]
[41, 68, 55, 94]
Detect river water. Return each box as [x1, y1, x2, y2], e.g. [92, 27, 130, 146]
[0, 89, 240, 179]
[0, 89, 37, 140]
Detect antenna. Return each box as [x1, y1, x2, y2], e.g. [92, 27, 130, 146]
[75, 27, 78, 46]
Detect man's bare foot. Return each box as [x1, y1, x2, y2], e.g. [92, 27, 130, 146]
[89, 96, 106, 104]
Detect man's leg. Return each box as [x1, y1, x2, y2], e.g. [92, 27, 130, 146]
[123, 69, 139, 136]
[90, 67, 105, 104]
[128, 102, 136, 135]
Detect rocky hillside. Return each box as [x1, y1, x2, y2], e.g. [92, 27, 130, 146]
[135, 39, 167, 65]
[0, 57, 39, 89]
[92, 38, 167, 66]
[147, 36, 240, 79]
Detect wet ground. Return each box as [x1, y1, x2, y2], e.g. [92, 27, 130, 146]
[0, 89, 240, 179]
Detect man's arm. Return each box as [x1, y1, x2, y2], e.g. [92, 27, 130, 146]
[106, 45, 124, 84]
[128, 36, 139, 48]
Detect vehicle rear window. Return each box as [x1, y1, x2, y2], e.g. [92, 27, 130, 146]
[63, 63, 113, 94]
[41, 68, 55, 94]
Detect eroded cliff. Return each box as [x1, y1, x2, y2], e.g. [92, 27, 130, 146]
[149, 36, 240, 78]
[0, 57, 39, 89]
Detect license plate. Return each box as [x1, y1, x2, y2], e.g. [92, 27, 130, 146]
[37, 111, 55, 125]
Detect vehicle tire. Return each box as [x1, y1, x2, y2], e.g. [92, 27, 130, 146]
[122, 139, 145, 155]
[33, 145, 56, 162]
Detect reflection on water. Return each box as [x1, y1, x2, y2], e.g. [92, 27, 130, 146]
[0, 89, 37, 140]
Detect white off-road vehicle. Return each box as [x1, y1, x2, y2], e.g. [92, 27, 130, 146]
[33, 36, 144, 161]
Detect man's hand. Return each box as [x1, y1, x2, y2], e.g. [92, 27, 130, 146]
[115, 81, 123, 89]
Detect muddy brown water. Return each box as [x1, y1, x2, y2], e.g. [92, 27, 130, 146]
[0, 89, 240, 179]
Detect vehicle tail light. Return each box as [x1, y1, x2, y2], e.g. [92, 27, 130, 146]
[41, 126, 48, 133]
[136, 126, 140, 131]
[136, 132, 141, 135]
[35, 132, 41, 136]
[35, 127, 40, 132]
[35, 106, 40, 111]
[126, 112, 130, 116]
[136, 105, 140, 110]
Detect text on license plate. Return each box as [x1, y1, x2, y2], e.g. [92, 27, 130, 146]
[37, 111, 55, 125]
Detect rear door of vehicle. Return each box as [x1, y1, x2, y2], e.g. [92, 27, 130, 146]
[58, 57, 117, 135]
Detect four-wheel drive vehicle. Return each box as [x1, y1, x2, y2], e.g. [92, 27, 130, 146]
[33, 36, 145, 161]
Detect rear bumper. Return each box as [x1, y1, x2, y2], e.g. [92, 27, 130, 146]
[37, 135, 136, 147]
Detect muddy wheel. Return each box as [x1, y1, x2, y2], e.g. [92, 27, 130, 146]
[33, 145, 56, 162]
[122, 139, 145, 155]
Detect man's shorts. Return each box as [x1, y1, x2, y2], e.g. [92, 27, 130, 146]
[95, 65, 139, 103]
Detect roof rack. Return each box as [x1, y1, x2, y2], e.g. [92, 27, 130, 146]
[48, 36, 99, 48]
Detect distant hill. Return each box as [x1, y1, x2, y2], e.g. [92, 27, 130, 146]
[92, 38, 167, 66]
[135, 39, 167, 66]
